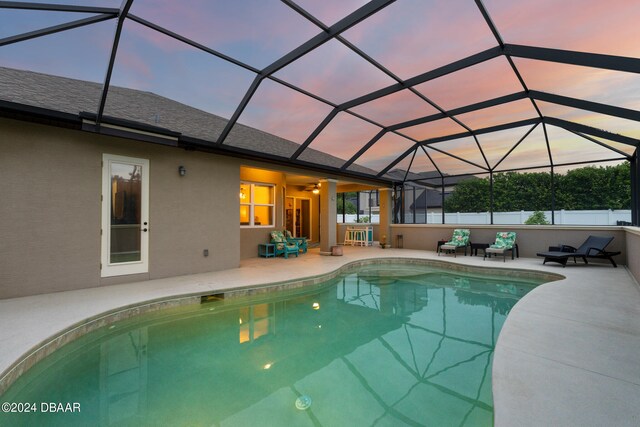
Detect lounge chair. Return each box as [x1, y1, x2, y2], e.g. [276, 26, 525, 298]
[484, 232, 517, 262]
[536, 235, 620, 267]
[438, 229, 470, 257]
[270, 231, 300, 258]
[284, 230, 307, 253]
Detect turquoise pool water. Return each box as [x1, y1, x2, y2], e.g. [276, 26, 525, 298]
[1, 264, 545, 426]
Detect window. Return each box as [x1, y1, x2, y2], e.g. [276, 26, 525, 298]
[240, 182, 275, 227]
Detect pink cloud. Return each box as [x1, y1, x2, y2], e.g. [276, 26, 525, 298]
[343, 0, 498, 80]
[408, 148, 438, 174]
[424, 145, 486, 175]
[121, 17, 194, 54]
[306, 111, 382, 160]
[354, 132, 416, 172]
[414, 57, 523, 111]
[545, 125, 627, 164]
[429, 136, 488, 169]
[483, 0, 640, 58]
[114, 50, 153, 88]
[454, 99, 538, 131]
[400, 118, 467, 141]
[514, 58, 640, 111]
[0, 20, 115, 85]
[486, 125, 550, 171]
[294, 0, 371, 26]
[127, 0, 320, 67]
[537, 102, 640, 139]
[350, 89, 440, 127]
[274, 38, 396, 104]
[235, 79, 334, 143]
[476, 125, 538, 168]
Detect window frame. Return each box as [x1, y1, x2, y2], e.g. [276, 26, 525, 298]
[240, 181, 275, 228]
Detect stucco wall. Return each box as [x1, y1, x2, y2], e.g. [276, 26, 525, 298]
[0, 118, 240, 299]
[625, 227, 640, 284]
[390, 224, 627, 265]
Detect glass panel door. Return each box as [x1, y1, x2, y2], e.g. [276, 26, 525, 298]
[102, 154, 149, 277]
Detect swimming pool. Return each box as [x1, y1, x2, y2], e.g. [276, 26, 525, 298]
[0, 262, 549, 426]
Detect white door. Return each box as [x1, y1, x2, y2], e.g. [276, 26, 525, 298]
[101, 154, 149, 277]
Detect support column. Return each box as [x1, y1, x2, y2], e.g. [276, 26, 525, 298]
[631, 155, 639, 226]
[489, 172, 494, 225]
[379, 187, 392, 248]
[550, 166, 556, 225]
[319, 179, 337, 255]
[441, 177, 445, 224]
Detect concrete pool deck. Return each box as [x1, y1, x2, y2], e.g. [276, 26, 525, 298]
[1, 246, 639, 425]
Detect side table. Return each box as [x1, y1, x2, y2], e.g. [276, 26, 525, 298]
[258, 243, 276, 258]
[470, 242, 490, 257]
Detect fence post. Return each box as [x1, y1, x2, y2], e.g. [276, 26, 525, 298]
[608, 209, 613, 225]
[521, 210, 525, 224]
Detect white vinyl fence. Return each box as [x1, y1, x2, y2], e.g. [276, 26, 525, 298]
[339, 214, 380, 224]
[338, 210, 631, 225]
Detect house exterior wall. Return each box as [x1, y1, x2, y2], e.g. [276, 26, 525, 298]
[0, 118, 240, 299]
[625, 227, 640, 284]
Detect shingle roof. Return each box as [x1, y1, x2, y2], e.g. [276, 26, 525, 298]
[410, 188, 448, 209]
[0, 66, 378, 177]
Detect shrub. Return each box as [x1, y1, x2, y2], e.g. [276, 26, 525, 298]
[525, 211, 550, 225]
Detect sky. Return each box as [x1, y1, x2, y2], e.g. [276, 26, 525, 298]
[0, 0, 638, 176]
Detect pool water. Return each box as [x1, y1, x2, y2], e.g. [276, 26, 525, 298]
[1, 264, 544, 426]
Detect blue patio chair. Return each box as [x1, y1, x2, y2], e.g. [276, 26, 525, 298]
[270, 231, 299, 258]
[284, 229, 307, 254]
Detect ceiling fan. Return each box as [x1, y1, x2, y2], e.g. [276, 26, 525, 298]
[302, 183, 321, 194]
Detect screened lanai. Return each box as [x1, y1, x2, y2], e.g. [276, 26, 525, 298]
[1, 0, 639, 224]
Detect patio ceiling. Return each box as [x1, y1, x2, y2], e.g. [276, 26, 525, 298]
[0, 0, 638, 184]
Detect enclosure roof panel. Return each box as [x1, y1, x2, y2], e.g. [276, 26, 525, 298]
[1, 0, 638, 183]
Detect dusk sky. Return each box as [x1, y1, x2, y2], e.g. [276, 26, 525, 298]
[0, 0, 638, 176]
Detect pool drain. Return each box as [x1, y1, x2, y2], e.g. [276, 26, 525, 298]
[295, 395, 312, 410]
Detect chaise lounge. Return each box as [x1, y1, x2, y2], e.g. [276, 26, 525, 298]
[438, 229, 470, 257]
[484, 231, 517, 262]
[536, 235, 620, 267]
